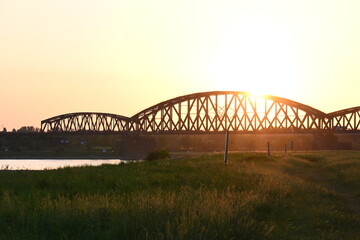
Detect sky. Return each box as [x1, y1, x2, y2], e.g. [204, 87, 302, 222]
[0, 0, 359, 130]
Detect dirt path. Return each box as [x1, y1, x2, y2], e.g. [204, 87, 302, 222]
[309, 170, 360, 217]
[285, 157, 360, 218]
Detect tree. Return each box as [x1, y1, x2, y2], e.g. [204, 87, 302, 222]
[2, 127, 7, 133]
[17, 126, 40, 132]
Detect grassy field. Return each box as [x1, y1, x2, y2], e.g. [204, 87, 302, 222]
[0, 151, 359, 239]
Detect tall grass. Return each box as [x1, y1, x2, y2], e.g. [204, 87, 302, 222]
[0, 152, 359, 239]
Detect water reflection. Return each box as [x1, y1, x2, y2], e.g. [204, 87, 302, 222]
[0, 159, 131, 170]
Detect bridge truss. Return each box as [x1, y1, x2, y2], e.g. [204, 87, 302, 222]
[328, 107, 360, 131]
[40, 112, 129, 132]
[41, 91, 359, 133]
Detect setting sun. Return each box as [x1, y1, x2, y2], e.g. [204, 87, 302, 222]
[207, 6, 301, 98]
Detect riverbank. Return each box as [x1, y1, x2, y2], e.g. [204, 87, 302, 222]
[0, 155, 140, 160]
[0, 151, 359, 239]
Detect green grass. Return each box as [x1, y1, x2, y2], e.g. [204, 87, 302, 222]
[0, 152, 359, 239]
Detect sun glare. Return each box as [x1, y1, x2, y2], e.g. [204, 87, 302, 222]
[207, 10, 301, 99]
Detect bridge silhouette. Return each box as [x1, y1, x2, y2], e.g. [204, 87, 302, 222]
[41, 91, 360, 134]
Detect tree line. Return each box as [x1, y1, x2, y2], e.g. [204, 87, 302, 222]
[2, 126, 41, 133]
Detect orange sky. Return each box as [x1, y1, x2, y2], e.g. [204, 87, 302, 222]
[0, 0, 359, 130]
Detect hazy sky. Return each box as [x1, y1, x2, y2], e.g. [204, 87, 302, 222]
[1, 0, 359, 129]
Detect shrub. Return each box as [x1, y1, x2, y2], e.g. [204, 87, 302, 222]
[145, 149, 170, 161]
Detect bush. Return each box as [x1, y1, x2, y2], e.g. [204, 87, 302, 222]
[145, 149, 170, 161]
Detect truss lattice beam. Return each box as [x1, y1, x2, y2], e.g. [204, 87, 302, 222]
[40, 92, 360, 133]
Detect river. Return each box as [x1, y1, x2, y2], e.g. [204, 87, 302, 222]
[0, 159, 134, 170]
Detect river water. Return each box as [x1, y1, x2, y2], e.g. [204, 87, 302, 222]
[0, 159, 133, 170]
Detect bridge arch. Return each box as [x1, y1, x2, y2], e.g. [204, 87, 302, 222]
[328, 107, 360, 131]
[129, 91, 330, 133]
[41, 112, 130, 132]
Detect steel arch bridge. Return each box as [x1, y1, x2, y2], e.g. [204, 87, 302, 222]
[41, 91, 360, 133]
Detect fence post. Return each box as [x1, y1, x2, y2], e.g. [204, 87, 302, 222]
[224, 131, 229, 165]
[267, 141, 270, 157]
